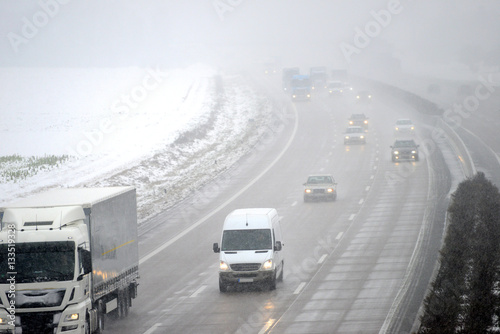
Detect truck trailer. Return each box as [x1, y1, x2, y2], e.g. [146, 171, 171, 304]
[0, 187, 139, 334]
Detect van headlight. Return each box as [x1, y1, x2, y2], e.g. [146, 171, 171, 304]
[262, 260, 273, 270]
[220, 261, 229, 271]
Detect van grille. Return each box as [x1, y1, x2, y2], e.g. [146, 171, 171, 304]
[231, 263, 260, 271]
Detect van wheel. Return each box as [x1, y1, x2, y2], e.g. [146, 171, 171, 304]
[277, 262, 284, 282]
[219, 279, 228, 293]
[269, 273, 277, 290]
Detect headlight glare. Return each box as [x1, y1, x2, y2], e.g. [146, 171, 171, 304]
[220, 261, 229, 271]
[262, 259, 273, 270]
[64, 313, 79, 322]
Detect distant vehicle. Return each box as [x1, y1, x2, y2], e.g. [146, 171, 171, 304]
[303, 174, 337, 202]
[327, 80, 344, 96]
[330, 69, 349, 82]
[344, 126, 366, 144]
[394, 119, 415, 134]
[282, 67, 300, 91]
[390, 139, 420, 162]
[290, 74, 311, 101]
[310, 66, 328, 90]
[356, 90, 372, 103]
[213, 208, 284, 292]
[349, 113, 369, 129]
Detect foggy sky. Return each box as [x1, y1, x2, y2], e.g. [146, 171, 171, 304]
[0, 1, 499, 70]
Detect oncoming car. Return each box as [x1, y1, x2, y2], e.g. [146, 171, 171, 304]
[394, 119, 415, 134]
[344, 126, 366, 144]
[390, 139, 419, 162]
[303, 174, 337, 202]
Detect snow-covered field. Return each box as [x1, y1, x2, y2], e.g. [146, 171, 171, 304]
[0, 65, 277, 223]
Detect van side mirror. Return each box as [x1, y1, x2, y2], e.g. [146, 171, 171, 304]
[274, 241, 282, 251]
[213, 243, 220, 253]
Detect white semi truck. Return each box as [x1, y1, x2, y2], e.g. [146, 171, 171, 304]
[0, 187, 139, 334]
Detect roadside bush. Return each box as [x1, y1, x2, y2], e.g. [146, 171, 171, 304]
[419, 172, 500, 333]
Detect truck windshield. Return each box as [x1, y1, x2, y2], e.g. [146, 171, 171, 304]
[221, 229, 272, 251]
[0, 241, 76, 283]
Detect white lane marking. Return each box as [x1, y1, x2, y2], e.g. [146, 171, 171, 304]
[139, 106, 299, 265]
[190, 285, 207, 298]
[143, 323, 162, 334]
[370, 175, 374, 180]
[348, 214, 355, 220]
[359, 198, 364, 205]
[373, 165, 377, 170]
[291, 200, 298, 206]
[365, 186, 371, 191]
[318, 254, 327, 264]
[294, 282, 306, 295]
[336, 232, 344, 240]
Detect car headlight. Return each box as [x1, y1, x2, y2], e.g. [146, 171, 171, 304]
[220, 261, 229, 271]
[307, 94, 311, 98]
[411, 126, 415, 130]
[305, 189, 312, 194]
[327, 188, 334, 193]
[395, 127, 399, 131]
[292, 95, 296, 98]
[393, 150, 399, 154]
[360, 135, 364, 139]
[364, 120, 368, 124]
[349, 121, 354, 125]
[64, 313, 79, 322]
[262, 259, 273, 270]
[412, 150, 416, 154]
[345, 136, 350, 139]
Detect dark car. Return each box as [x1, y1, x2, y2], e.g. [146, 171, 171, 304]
[348, 113, 369, 129]
[356, 90, 372, 103]
[303, 174, 337, 202]
[390, 139, 419, 162]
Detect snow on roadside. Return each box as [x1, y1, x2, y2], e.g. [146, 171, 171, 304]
[0, 66, 276, 224]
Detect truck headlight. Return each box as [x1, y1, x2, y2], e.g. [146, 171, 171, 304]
[393, 151, 399, 155]
[411, 150, 416, 154]
[220, 261, 229, 271]
[262, 260, 273, 270]
[64, 313, 79, 321]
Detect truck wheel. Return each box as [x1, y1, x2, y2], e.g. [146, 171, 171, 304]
[85, 317, 91, 334]
[96, 300, 105, 334]
[123, 288, 130, 318]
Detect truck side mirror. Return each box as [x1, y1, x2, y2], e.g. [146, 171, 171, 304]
[213, 243, 220, 253]
[274, 241, 282, 251]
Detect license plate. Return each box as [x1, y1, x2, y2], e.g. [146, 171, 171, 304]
[238, 278, 254, 283]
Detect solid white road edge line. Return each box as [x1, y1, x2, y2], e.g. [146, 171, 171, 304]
[139, 105, 299, 265]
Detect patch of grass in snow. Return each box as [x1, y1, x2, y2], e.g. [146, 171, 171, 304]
[0, 154, 70, 183]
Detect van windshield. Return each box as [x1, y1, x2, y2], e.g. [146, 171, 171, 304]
[221, 229, 272, 251]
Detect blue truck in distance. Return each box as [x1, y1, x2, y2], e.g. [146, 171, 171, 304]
[281, 67, 300, 92]
[290, 74, 311, 101]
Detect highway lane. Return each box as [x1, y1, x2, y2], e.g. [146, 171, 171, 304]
[105, 79, 451, 334]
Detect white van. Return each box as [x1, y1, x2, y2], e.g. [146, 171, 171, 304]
[213, 208, 284, 292]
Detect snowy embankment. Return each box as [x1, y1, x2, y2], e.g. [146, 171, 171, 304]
[0, 65, 276, 223]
